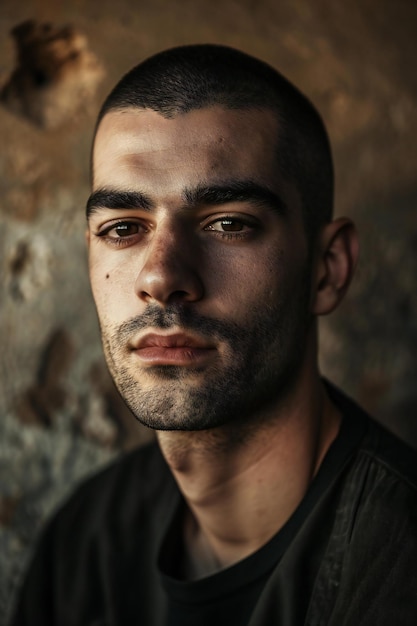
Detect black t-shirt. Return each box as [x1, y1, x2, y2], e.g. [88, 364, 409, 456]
[10, 385, 417, 626]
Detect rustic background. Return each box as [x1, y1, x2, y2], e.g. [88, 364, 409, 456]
[1, 0, 416, 621]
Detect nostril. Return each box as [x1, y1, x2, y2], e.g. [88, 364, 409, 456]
[167, 290, 195, 304]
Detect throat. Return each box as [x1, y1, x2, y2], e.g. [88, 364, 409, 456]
[182, 511, 223, 579]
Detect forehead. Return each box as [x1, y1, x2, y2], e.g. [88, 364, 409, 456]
[92, 106, 284, 190]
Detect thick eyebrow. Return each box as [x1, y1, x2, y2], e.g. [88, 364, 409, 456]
[86, 189, 153, 219]
[184, 180, 287, 215]
[86, 180, 287, 220]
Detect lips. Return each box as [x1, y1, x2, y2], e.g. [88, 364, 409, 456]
[131, 332, 216, 366]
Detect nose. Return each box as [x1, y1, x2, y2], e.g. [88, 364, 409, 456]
[134, 227, 204, 305]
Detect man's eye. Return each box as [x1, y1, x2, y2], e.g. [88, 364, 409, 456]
[97, 221, 143, 239]
[111, 222, 140, 237]
[206, 218, 246, 232]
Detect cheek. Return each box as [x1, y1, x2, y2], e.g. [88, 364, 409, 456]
[89, 256, 136, 324]
[204, 246, 288, 315]
[245, 248, 308, 314]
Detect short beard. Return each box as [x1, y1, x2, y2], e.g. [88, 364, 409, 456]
[101, 287, 312, 432]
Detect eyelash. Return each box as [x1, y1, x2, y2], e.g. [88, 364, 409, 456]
[94, 221, 146, 247]
[94, 215, 256, 247]
[203, 216, 255, 240]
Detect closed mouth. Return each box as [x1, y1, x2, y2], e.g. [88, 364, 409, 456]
[132, 332, 214, 351]
[130, 332, 216, 366]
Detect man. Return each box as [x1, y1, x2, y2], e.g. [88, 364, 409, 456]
[11, 44, 417, 626]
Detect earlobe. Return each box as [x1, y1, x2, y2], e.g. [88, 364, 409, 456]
[312, 217, 359, 316]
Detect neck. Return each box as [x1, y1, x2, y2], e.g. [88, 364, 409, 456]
[157, 374, 341, 578]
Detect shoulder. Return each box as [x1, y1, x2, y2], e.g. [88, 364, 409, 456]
[338, 386, 417, 555]
[349, 419, 417, 550]
[311, 386, 417, 625]
[328, 382, 417, 493]
[9, 442, 176, 624]
[352, 411, 417, 510]
[360, 418, 417, 490]
[323, 390, 417, 624]
[46, 440, 177, 540]
[351, 418, 417, 556]
[327, 383, 417, 560]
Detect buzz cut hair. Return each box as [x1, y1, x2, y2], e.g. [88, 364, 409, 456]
[95, 44, 334, 241]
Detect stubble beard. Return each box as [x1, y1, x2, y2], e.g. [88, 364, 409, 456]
[99, 278, 312, 433]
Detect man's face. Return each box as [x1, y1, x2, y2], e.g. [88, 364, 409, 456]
[88, 106, 314, 431]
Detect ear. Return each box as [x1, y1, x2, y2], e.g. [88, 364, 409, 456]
[85, 228, 90, 248]
[312, 217, 359, 316]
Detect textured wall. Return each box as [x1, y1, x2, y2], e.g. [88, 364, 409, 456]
[1, 0, 416, 621]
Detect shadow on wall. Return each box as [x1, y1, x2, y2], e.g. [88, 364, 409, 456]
[1, 19, 104, 129]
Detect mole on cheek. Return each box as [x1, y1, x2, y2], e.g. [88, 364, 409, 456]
[106, 273, 110, 279]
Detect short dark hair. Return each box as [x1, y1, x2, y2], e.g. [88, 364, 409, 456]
[95, 44, 333, 241]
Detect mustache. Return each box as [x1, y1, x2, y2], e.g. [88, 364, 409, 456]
[113, 304, 246, 343]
